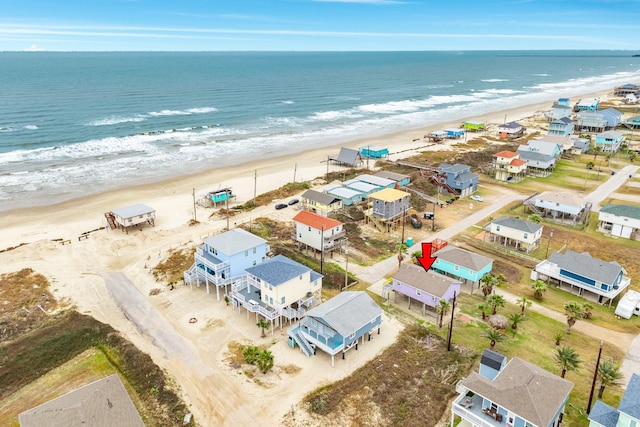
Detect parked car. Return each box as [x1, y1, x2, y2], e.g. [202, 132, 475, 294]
[275, 203, 288, 210]
[423, 212, 434, 220]
[288, 198, 299, 206]
[470, 195, 484, 202]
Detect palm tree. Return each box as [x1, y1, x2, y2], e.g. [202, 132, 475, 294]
[435, 300, 451, 328]
[516, 296, 532, 314]
[486, 294, 507, 315]
[582, 302, 594, 319]
[478, 302, 489, 320]
[495, 273, 506, 287]
[564, 301, 584, 334]
[528, 214, 542, 224]
[554, 331, 565, 346]
[482, 327, 506, 349]
[532, 280, 548, 299]
[586, 161, 595, 170]
[554, 346, 582, 378]
[480, 274, 497, 297]
[256, 349, 274, 373]
[597, 359, 623, 398]
[257, 318, 271, 338]
[508, 313, 525, 330]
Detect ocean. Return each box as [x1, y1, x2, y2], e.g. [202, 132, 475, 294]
[1, 50, 639, 212]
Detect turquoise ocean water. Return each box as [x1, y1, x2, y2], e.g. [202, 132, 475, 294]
[1, 51, 639, 211]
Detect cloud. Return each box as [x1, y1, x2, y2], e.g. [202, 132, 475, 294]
[23, 44, 44, 51]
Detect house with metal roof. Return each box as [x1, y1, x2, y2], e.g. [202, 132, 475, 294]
[183, 228, 269, 300]
[431, 245, 494, 287]
[374, 170, 411, 186]
[301, 189, 343, 217]
[391, 264, 461, 317]
[595, 130, 625, 153]
[287, 291, 383, 366]
[520, 140, 563, 158]
[292, 210, 346, 255]
[352, 173, 396, 189]
[325, 186, 364, 206]
[492, 151, 528, 182]
[452, 355, 573, 427]
[359, 145, 389, 159]
[598, 204, 640, 239]
[343, 179, 379, 198]
[533, 250, 631, 305]
[515, 149, 556, 177]
[577, 97, 600, 111]
[614, 84, 639, 97]
[328, 147, 363, 167]
[446, 128, 465, 138]
[530, 191, 589, 222]
[437, 163, 479, 197]
[589, 373, 640, 427]
[462, 120, 485, 131]
[496, 121, 525, 138]
[536, 134, 576, 153]
[232, 254, 323, 329]
[105, 203, 156, 231]
[578, 110, 609, 132]
[600, 108, 623, 128]
[486, 216, 543, 253]
[571, 137, 591, 155]
[19, 374, 144, 427]
[548, 117, 575, 137]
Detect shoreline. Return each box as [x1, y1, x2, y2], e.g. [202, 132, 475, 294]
[0, 87, 612, 246]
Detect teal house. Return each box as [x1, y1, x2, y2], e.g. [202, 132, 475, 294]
[589, 373, 640, 427]
[431, 245, 493, 287]
[208, 188, 236, 206]
[359, 145, 389, 159]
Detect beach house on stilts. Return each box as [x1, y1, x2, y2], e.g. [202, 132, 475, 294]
[183, 228, 269, 301]
[104, 203, 156, 232]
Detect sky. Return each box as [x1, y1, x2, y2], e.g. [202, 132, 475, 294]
[1, 0, 639, 52]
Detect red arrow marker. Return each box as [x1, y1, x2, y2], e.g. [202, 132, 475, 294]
[416, 242, 437, 272]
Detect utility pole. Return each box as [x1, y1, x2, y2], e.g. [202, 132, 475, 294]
[226, 190, 230, 231]
[447, 291, 456, 351]
[320, 224, 325, 274]
[344, 248, 349, 290]
[587, 340, 604, 414]
[253, 169, 257, 207]
[401, 196, 406, 245]
[192, 188, 197, 222]
[326, 156, 330, 180]
[293, 163, 297, 182]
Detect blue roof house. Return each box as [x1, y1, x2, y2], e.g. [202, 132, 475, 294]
[233, 255, 324, 329]
[589, 373, 640, 427]
[184, 228, 269, 300]
[288, 291, 383, 366]
[437, 163, 479, 197]
[548, 117, 575, 137]
[431, 245, 494, 288]
[595, 130, 625, 153]
[600, 108, 623, 128]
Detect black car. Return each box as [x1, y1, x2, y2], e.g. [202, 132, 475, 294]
[288, 198, 299, 206]
[275, 203, 288, 210]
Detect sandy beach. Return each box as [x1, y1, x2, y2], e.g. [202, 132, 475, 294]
[0, 88, 618, 425]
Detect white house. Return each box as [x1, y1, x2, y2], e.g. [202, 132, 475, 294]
[183, 228, 269, 300]
[532, 191, 587, 221]
[105, 203, 156, 231]
[496, 121, 525, 138]
[598, 204, 640, 240]
[292, 210, 347, 255]
[486, 216, 543, 253]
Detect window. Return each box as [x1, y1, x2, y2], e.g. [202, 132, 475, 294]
[454, 265, 459, 271]
[244, 250, 248, 257]
[349, 332, 356, 339]
[281, 296, 285, 304]
[524, 233, 528, 239]
[629, 420, 637, 427]
[416, 289, 422, 296]
[253, 247, 256, 254]
[496, 225, 501, 232]
[269, 297, 273, 305]
[432, 296, 437, 302]
[253, 260, 257, 266]
[308, 226, 311, 232]
[299, 275, 303, 280]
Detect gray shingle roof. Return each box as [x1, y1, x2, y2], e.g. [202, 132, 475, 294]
[204, 228, 266, 256]
[619, 373, 640, 419]
[516, 150, 555, 163]
[19, 374, 145, 427]
[588, 401, 620, 427]
[461, 358, 573, 426]
[549, 250, 625, 285]
[393, 264, 460, 297]
[374, 170, 410, 182]
[306, 291, 382, 337]
[302, 189, 341, 205]
[433, 246, 493, 272]
[601, 204, 640, 220]
[245, 254, 316, 287]
[493, 216, 542, 233]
